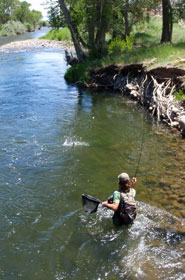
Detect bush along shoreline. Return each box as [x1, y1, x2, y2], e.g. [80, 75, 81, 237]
[0, 20, 45, 37]
[66, 63, 185, 138]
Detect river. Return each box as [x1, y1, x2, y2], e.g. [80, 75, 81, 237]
[0, 31, 184, 280]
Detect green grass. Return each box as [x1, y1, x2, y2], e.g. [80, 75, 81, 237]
[134, 17, 162, 46]
[106, 42, 185, 68]
[134, 16, 185, 47]
[175, 89, 185, 101]
[41, 28, 72, 41]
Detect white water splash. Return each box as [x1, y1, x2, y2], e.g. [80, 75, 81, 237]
[79, 201, 185, 280]
[63, 137, 89, 147]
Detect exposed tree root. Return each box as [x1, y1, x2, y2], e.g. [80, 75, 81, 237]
[89, 64, 185, 137]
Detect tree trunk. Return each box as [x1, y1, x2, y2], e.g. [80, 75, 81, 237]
[69, 6, 87, 49]
[88, 22, 96, 56]
[161, 0, 173, 43]
[124, 0, 130, 37]
[95, 0, 106, 57]
[58, 0, 86, 62]
[86, 1, 96, 56]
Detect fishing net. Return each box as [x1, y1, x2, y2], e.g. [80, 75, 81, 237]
[82, 194, 101, 214]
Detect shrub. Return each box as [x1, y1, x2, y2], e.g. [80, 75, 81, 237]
[2, 21, 26, 35]
[57, 33, 63, 41]
[65, 63, 90, 83]
[175, 89, 185, 101]
[108, 38, 126, 54]
[41, 28, 72, 41]
[126, 34, 135, 50]
[64, 59, 102, 84]
[1, 31, 8, 36]
[108, 35, 134, 55]
[24, 23, 34, 32]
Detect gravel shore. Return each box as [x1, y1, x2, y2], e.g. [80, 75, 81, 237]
[0, 39, 75, 52]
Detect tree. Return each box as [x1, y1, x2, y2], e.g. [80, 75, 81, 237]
[12, 1, 31, 23]
[47, 0, 65, 29]
[66, 0, 113, 57]
[173, 0, 185, 21]
[12, 1, 43, 29]
[0, 0, 43, 33]
[94, 0, 107, 56]
[123, 0, 130, 37]
[58, 0, 86, 62]
[31, 10, 42, 29]
[161, 0, 173, 43]
[0, 0, 17, 24]
[54, 0, 166, 60]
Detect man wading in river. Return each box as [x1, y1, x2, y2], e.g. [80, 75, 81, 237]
[102, 173, 137, 226]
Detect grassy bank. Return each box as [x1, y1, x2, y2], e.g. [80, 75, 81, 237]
[41, 27, 71, 41]
[65, 42, 185, 83]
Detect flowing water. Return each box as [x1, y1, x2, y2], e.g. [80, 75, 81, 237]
[0, 36, 184, 279]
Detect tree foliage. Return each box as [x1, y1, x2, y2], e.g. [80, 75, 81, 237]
[0, 0, 18, 24]
[173, 0, 185, 21]
[47, 0, 65, 29]
[47, 0, 185, 59]
[12, 1, 32, 23]
[55, 0, 165, 59]
[0, 0, 43, 30]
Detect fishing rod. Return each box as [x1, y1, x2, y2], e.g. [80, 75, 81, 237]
[134, 110, 145, 178]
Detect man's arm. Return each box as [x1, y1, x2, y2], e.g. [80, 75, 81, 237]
[102, 201, 119, 211]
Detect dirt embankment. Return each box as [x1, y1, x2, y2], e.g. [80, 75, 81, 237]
[88, 64, 185, 137]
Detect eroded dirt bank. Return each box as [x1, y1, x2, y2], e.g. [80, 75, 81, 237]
[89, 64, 185, 137]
